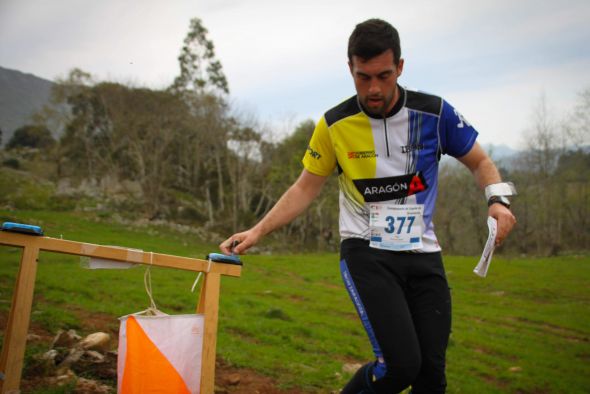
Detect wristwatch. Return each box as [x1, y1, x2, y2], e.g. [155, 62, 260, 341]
[488, 195, 511, 209]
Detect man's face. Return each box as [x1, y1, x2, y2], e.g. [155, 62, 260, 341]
[349, 50, 404, 117]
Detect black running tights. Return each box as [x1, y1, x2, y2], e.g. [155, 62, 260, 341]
[340, 238, 452, 394]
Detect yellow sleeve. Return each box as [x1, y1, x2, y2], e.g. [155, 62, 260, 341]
[302, 116, 336, 176]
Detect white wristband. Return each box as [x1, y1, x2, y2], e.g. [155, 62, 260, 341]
[485, 182, 517, 200]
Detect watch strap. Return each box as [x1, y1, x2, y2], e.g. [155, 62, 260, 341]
[488, 195, 510, 208]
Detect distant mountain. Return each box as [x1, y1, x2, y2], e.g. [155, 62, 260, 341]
[480, 143, 520, 161]
[440, 143, 521, 168]
[0, 66, 54, 145]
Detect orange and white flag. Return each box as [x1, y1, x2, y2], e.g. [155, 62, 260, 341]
[118, 314, 205, 393]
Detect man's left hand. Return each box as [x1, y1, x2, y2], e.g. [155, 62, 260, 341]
[488, 203, 516, 246]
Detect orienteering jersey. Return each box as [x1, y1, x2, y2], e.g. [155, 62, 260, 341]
[302, 86, 478, 252]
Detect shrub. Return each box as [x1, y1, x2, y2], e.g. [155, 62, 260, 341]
[7, 125, 55, 150]
[2, 158, 20, 169]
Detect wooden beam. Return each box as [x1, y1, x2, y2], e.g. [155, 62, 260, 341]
[0, 232, 241, 276]
[0, 231, 241, 393]
[0, 245, 39, 394]
[197, 272, 222, 394]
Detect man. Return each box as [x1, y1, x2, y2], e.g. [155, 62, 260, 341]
[220, 19, 516, 393]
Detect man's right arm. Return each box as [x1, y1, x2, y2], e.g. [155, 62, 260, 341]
[219, 169, 328, 255]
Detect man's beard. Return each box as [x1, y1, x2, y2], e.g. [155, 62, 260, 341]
[361, 91, 395, 117]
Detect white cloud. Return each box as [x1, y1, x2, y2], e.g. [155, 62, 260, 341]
[0, 0, 196, 86]
[1, 0, 588, 147]
[446, 58, 590, 149]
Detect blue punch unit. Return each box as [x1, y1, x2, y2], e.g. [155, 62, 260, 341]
[206, 253, 242, 265]
[1, 222, 44, 236]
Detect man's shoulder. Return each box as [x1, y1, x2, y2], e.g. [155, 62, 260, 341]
[404, 88, 443, 116]
[324, 96, 361, 127]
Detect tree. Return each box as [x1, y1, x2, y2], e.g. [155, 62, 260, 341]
[33, 68, 93, 137]
[435, 162, 489, 255]
[57, 72, 109, 180]
[7, 125, 55, 150]
[564, 87, 590, 146]
[261, 119, 339, 250]
[170, 18, 229, 95]
[57, 81, 198, 219]
[513, 94, 561, 254]
[167, 18, 235, 227]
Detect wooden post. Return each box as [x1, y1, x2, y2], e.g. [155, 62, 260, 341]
[0, 232, 240, 394]
[197, 272, 221, 394]
[0, 246, 40, 394]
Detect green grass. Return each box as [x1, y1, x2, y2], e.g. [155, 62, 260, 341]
[1, 210, 589, 393]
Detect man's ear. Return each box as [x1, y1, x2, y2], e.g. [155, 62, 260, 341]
[348, 60, 353, 75]
[397, 58, 405, 77]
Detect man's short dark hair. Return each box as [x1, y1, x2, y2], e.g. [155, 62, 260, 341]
[348, 19, 401, 65]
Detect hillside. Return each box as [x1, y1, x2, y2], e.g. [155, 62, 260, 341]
[0, 66, 54, 145]
[0, 209, 588, 393]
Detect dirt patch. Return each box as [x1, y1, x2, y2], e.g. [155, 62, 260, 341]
[215, 359, 310, 394]
[1, 311, 313, 393]
[473, 371, 510, 390]
[505, 316, 589, 343]
[515, 388, 552, 394]
[0, 311, 54, 342]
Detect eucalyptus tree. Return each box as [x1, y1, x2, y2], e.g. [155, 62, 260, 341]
[169, 18, 236, 225]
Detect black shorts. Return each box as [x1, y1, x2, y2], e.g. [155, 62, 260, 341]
[340, 238, 452, 394]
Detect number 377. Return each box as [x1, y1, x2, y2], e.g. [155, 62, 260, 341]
[385, 216, 415, 234]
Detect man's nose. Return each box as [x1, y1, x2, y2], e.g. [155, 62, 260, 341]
[368, 79, 381, 95]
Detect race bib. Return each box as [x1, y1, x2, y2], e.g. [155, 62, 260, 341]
[369, 203, 424, 251]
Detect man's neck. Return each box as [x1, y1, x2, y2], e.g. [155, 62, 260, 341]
[384, 85, 400, 116]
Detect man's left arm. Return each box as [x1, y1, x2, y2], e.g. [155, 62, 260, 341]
[457, 142, 517, 246]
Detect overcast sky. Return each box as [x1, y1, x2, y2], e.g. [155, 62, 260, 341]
[1, 0, 589, 149]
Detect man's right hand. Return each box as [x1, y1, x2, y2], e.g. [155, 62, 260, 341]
[219, 228, 262, 255]
[219, 169, 328, 256]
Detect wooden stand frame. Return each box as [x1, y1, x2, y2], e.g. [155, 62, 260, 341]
[0, 231, 241, 394]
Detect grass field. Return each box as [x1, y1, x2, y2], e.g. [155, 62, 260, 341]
[1, 210, 589, 393]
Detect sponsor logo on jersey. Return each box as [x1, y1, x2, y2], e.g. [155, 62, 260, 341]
[307, 145, 322, 160]
[348, 150, 378, 159]
[401, 143, 424, 153]
[353, 172, 428, 202]
[454, 108, 472, 128]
